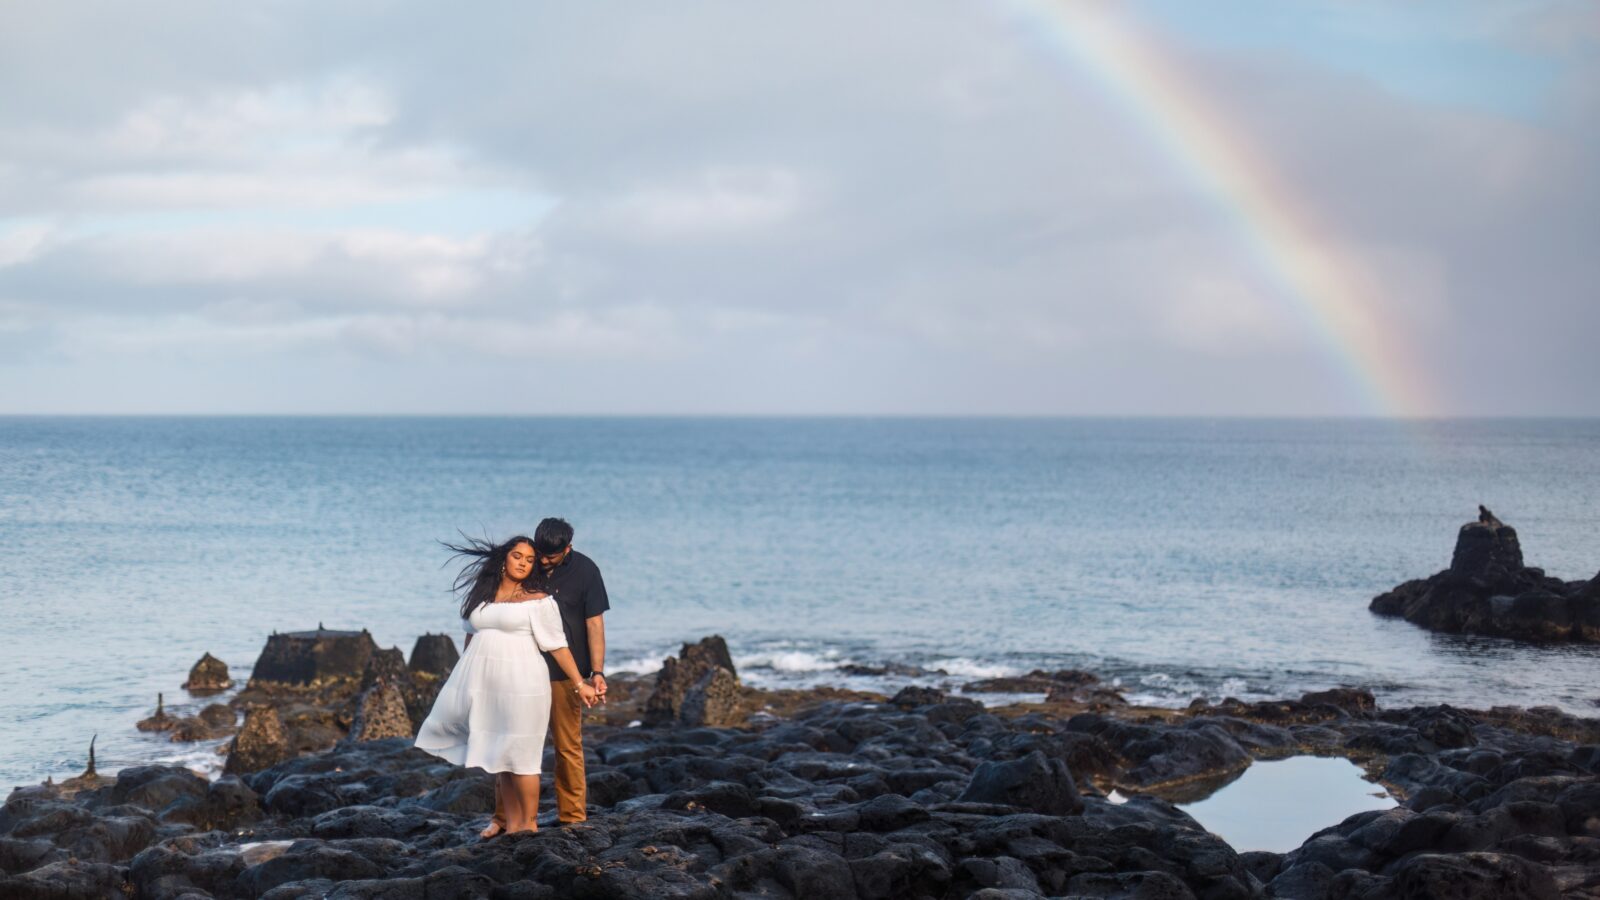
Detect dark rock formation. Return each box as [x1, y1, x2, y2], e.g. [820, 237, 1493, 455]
[199, 703, 237, 730]
[182, 652, 233, 693]
[224, 708, 290, 775]
[246, 627, 378, 689]
[677, 665, 742, 727]
[839, 661, 940, 677]
[644, 635, 740, 725]
[221, 627, 450, 771]
[958, 750, 1084, 815]
[136, 693, 176, 733]
[7, 629, 1597, 899]
[357, 646, 434, 734]
[407, 633, 458, 677]
[347, 682, 412, 742]
[359, 646, 408, 690]
[963, 668, 1099, 694]
[1371, 513, 1598, 642]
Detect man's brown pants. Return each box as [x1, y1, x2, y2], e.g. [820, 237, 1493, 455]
[547, 683, 587, 823]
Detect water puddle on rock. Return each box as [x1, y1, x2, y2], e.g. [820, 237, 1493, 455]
[1172, 756, 1395, 854]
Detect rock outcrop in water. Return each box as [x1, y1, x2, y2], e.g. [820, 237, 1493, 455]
[183, 653, 233, 694]
[245, 628, 378, 691]
[4, 632, 1599, 898]
[1370, 512, 1600, 643]
[192, 627, 461, 765]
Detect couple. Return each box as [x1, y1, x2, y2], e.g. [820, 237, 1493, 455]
[413, 518, 611, 837]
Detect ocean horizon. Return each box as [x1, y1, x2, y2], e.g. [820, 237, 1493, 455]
[2, 415, 1597, 789]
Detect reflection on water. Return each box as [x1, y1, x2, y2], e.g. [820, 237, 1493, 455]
[1177, 756, 1394, 853]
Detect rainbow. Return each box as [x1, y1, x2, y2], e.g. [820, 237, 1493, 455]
[999, 0, 1432, 417]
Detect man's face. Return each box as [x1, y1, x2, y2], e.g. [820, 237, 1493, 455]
[537, 545, 570, 572]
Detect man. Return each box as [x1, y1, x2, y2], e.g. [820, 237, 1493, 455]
[529, 517, 609, 825]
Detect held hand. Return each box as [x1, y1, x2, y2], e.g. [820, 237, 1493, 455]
[589, 674, 608, 705]
[574, 682, 599, 708]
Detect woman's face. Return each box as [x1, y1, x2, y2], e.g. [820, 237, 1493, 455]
[504, 542, 535, 582]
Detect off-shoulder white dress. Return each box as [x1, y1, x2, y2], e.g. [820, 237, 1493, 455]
[413, 597, 569, 774]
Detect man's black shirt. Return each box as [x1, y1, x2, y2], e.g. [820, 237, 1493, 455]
[539, 550, 609, 681]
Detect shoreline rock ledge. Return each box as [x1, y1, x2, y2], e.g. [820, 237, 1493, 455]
[1371, 508, 1599, 642]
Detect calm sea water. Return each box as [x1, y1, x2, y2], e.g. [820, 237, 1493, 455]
[1, 417, 1597, 789]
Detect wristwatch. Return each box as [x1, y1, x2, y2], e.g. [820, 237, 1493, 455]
[591, 671, 605, 679]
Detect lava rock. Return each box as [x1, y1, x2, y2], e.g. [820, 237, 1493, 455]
[183, 652, 234, 693]
[677, 665, 742, 728]
[1371, 513, 1597, 643]
[248, 627, 379, 688]
[1386, 850, 1559, 899]
[407, 633, 458, 677]
[225, 706, 291, 775]
[958, 750, 1084, 815]
[136, 694, 179, 733]
[644, 635, 738, 725]
[347, 681, 412, 742]
[891, 686, 950, 708]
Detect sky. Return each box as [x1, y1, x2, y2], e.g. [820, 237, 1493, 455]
[0, 0, 1596, 416]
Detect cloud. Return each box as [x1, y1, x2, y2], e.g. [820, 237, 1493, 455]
[0, 0, 1595, 414]
[597, 167, 811, 239]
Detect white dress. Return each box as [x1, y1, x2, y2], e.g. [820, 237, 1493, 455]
[413, 597, 569, 774]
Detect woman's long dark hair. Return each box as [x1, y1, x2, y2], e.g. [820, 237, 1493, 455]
[442, 533, 540, 620]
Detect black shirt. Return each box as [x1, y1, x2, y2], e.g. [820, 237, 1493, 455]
[539, 549, 610, 681]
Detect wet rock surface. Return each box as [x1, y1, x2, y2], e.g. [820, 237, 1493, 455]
[7, 641, 1600, 898]
[1371, 513, 1599, 643]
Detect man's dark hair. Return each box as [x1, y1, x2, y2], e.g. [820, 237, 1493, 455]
[533, 518, 574, 555]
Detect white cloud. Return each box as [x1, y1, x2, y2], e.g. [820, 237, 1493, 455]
[0, 221, 55, 268]
[0, 0, 1594, 413]
[599, 166, 811, 239]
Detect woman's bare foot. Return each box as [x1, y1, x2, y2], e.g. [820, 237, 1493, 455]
[479, 819, 506, 840]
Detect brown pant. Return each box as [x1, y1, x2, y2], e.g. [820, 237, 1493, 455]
[547, 682, 587, 822]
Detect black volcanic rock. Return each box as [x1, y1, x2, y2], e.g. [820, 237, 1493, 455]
[677, 665, 742, 728]
[8, 629, 1600, 898]
[224, 707, 290, 775]
[406, 633, 458, 677]
[1452, 519, 1525, 577]
[247, 627, 378, 689]
[644, 635, 739, 725]
[1371, 513, 1597, 643]
[183, 652, 233, 693]
[957, 750, 1084, 815]
[136, 693, 177, 733]
[347, 682, 412, 742]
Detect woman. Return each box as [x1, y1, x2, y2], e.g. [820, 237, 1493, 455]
[414, 535, 599, 836]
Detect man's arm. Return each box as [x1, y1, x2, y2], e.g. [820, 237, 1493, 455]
[583, 558, 611, 698]
[586, 613, 606, 698]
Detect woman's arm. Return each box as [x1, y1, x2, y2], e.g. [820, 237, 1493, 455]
[547, 648, 598, 706]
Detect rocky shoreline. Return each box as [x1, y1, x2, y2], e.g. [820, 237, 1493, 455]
[2, 627, 1598, 899]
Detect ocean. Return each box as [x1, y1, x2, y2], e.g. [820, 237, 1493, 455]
[1, 416, 1596, 789]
